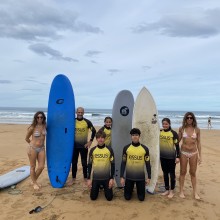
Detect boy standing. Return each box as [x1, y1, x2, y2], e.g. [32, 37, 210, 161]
[120, 128, 151, 201]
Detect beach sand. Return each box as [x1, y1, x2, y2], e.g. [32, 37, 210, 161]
[0, 124, 220, 220]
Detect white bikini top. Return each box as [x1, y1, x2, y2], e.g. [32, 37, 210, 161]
[183, 129, 197, 139]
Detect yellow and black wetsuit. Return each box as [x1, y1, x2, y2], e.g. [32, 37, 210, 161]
[75, 118, 96, 148]
[87, 144, 115, 201]
[71, 117, 96, 179]
[120, 142, 151, 201]
[160, 128, 180, 159]
[99, 125, 111, 147]
[160, 128, 180, 190]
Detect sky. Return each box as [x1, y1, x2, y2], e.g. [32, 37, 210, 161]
[0, 0, 220, 111]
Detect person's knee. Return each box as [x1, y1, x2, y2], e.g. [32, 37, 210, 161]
[180, 169, 187, 176]
[106, 194, 113, 201]
[138, 194, 145, 201]
[30, 165, 36, 171]
[189, 170, 196, 177]
[124, 194, 132, 200]
[38, 164, 44, 171]
[90, 193, 98, 200]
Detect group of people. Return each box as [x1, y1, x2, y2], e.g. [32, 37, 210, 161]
[25, 108, 202, 201]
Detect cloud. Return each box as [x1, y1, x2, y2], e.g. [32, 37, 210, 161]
[142, 65, 152, 71]
[132, 8, 220, 38]
[29, 43, 79, 62]
[0, 0, 102, 42]
[85, 50, 102, 57]
[0, 80, 11, 84]
[108, 69, 120, 76]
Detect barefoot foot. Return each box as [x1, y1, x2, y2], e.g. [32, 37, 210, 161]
[179, 192, 185, 198]
[161, 190, 169, 196]
[168, 190, 174, 198]
[66, 178, 76, 186]
[195, 194, 201, 200]
[33, 183, 40, 190]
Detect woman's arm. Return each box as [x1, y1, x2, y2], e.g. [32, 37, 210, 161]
[25, 127, 33, 144]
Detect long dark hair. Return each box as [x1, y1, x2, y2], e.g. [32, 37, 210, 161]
[162, 118, 171, 130]
[29, 111, 46, 129]
[182, 112, 197, 129]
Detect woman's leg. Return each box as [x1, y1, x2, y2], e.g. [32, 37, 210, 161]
[35, 149, 45, 181]
[179, 154, 188, 198]
[28, 148, 39, 190]
[189, 154, 200, 200]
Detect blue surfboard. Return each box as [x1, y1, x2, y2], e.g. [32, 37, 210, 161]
[46, 74, 75, 188]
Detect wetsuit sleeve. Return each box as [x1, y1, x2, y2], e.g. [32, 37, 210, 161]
[87, 147, 95, 179]
[109, 147, 115, 179]
[172, 130, 180, 158]
[144, 146, 151, 179]
[86, 119, 96, 141]
[120, 145, 129, 178]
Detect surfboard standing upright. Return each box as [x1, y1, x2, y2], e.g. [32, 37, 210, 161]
[111, 90, 134, 187]
[47, 74, 75, 188]
[132, 87, 160, 194]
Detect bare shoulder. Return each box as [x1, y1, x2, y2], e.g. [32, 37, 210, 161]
[178, 126, 183, 133]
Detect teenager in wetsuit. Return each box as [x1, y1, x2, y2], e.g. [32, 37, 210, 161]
[178, 112, 201, 200]
[87, 130, 115, 201]
[120, 128, 151, 201]
[25, 111, 46, 190]
[67, 107, 96, 186]
[160, 118, 180, 198]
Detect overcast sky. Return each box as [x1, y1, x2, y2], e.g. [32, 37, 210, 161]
[0, 0, 219, 111]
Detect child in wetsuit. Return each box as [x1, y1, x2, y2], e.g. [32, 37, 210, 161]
[160, 118, 180, 198]
[87, 130, 115, 201]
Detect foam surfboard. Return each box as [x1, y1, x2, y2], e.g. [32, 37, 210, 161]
[111, 90, 134, 187]
[47, 74, 75, 188]
[132, 87, 160, 194]
[0, 165, 30, 189]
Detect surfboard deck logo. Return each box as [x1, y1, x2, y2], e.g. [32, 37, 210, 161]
[151, 114, 157, 124]
[120, 106, 129, 116]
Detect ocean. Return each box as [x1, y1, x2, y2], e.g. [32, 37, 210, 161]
[0, 107, 219, 130]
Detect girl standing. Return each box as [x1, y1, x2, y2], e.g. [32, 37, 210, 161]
[160, 118, 180, 198]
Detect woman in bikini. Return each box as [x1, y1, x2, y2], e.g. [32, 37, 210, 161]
[25, 111, 46, 190]
[178, 112, 201, 200]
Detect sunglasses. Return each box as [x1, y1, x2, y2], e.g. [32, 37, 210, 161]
[37, 116, 43, 119]
[187, 116, 193, 120]
[29, 206, 43, 214]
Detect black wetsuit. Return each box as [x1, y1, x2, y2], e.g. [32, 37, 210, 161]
[71, 117, 96, 179]
[87, 144, 115, 201]
[120, 142, 151, 201]
[160, 128, 180, 190]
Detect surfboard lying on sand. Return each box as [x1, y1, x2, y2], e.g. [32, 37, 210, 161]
[132, 87, 160, 194]
[0, 166, 30, 189]
[111, 90, 134, 187]
[47, 74, 75, 188]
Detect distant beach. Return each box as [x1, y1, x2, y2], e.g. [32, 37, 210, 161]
[0, 107, 219, 129]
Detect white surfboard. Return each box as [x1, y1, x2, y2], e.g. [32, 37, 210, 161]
[133, 87, 160, 194]
[111, 90, 134, 187]
[0, 165, 30, 189]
